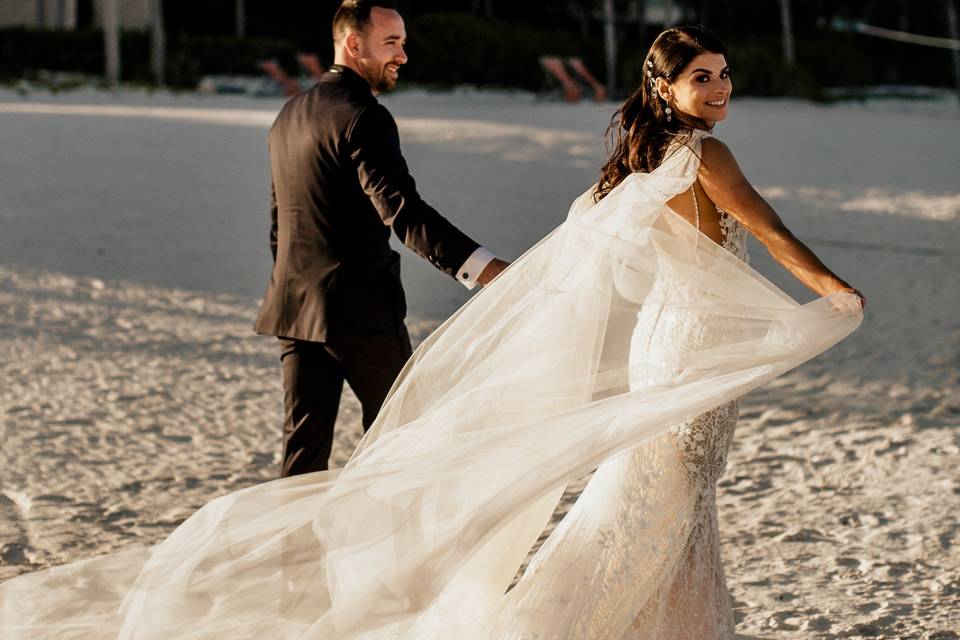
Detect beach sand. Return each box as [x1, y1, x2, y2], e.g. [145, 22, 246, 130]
[0, 88, 957, 638]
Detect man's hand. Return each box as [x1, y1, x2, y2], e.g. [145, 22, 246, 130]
[477, 258, 510, 287]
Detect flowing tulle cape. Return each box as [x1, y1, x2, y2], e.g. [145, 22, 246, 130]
[0, 134, 861, 639]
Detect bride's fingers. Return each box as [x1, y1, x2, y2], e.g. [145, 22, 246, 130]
[828, 291, 864, 316]
[846, 288, 866, 310]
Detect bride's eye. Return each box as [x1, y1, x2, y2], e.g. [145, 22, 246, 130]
[696, 75, 710, 83]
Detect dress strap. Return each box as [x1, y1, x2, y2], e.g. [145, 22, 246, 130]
[687, 130, 709, 232]
[691, 184, 700, 231]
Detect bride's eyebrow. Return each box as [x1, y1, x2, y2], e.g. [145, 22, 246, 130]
[689, 66, 730, 76]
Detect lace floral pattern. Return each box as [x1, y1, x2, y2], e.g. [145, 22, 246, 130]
[718, 207, 749, 265]
[622, 213, 747, 639]
[504, 213, 749, 640]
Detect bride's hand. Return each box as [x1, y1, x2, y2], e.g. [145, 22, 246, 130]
[838, 286, 865, 309]
[829, 286, 865, 315]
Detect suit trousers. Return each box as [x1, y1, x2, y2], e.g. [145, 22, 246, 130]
[278, 327, 413, 476]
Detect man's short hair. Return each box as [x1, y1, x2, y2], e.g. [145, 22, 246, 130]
[332, 0, 398, 43]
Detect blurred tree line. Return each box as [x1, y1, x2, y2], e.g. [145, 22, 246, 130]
[1, 0, 958, 97]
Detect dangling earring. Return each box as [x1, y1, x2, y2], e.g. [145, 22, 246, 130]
[649, 61, 674, 123]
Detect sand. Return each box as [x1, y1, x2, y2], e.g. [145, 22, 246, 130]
[0, 86, 958, 638]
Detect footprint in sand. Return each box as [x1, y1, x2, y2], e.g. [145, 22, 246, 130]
[778, 528, 833, 543]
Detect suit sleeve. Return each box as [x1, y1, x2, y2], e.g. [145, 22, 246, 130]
[268, 179, 278, 262]
[347, 103, 480, 277]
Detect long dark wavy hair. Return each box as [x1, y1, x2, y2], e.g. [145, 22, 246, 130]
[595, 26, 728, 202]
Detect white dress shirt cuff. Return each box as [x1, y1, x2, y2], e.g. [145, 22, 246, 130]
[456, 247, 496, 290]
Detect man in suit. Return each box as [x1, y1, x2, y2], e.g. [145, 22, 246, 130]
[255, 0, 507, 476]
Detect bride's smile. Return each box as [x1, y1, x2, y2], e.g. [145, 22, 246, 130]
[654, 51, 733, 127]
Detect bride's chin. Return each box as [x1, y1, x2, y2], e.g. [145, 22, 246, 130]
[704, 107, 728, 123]
[684, 108, 727, 124]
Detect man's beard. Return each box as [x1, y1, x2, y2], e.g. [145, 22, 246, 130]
[359, 60, 397, 93]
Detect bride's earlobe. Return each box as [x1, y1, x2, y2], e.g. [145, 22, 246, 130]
[655, 78, 671, 102]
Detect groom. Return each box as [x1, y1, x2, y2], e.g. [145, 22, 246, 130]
[255, 0, 507, 476]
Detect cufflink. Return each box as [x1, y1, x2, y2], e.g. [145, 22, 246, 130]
[461, 272, 469, 279]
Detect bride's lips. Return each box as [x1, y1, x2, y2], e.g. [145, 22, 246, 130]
[705, 98, 728, 108]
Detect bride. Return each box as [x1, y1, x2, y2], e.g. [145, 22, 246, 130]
[1, 26, 862, 640]
[494, 26, 863, 639]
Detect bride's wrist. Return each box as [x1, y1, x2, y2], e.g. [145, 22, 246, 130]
[825, 276, 853, 294]
[833, 283, 865, 308]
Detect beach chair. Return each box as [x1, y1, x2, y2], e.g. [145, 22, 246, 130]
[566, 57, 608, 102]
[538, 56, 582, 103]
[258, 60, 302, 97]
[297, 53, 326, 81]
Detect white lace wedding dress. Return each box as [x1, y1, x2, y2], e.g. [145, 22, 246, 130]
[0, 131, 860, 639]
[499, 202, 749, 639]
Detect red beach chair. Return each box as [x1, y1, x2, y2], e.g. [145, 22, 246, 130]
[297, 53, 326, 81]
[259, 59, 302, 97]
[539, 56, 582, 103]
[567, 57, 608, 102]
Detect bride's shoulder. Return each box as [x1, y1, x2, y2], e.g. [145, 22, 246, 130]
[684, 129, 731, 157]
[696, 135, 749, 189]
[698, 135, 739, 171]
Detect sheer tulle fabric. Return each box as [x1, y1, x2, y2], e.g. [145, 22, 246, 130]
[0, 132, 861, 639]
[501, 198, 751, 640]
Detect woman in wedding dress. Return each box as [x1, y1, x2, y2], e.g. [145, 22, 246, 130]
[1, 26, 863, 640]
[492, 26, 863, 640]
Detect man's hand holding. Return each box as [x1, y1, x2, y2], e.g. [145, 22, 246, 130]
[477, 258, 510, 287]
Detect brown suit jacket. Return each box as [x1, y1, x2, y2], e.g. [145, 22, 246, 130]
[254, 66, 480, 342]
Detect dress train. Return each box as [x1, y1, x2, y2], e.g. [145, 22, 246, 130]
[0, 130, 861, 639]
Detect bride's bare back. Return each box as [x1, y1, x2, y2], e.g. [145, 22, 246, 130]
[666, 178, 725, 245]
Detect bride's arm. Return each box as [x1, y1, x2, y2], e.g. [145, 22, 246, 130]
[698, 137, 864, 305]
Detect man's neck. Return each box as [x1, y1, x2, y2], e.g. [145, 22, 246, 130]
[332, 55, 376, 94]
[333, 53, 359, 75]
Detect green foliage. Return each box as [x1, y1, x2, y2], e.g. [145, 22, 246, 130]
[0, 27, 104, 78]
[726, 41, 820, 99]
[163, 34, 298, 87]
[2, 6, 957, 98]
[0, 27, 297, 87]
[403, 13, 602, 90]
[0, 17, 594, 92]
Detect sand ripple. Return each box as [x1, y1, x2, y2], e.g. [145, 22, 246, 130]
[1, 265, 956, 637]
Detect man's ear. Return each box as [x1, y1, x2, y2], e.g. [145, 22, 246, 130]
[345, 32, 364, 60]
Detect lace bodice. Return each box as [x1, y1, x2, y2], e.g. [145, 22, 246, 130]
[717, 208, 748, 263]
